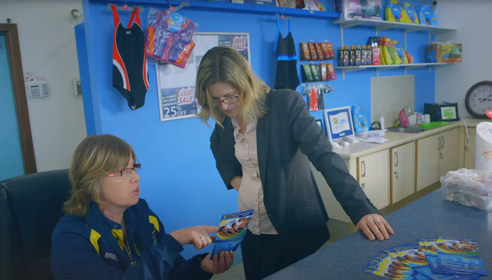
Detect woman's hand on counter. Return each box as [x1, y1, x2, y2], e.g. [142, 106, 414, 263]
[355, 214, 394, 241]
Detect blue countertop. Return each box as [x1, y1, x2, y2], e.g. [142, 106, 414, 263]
[265, 189, 492, 279]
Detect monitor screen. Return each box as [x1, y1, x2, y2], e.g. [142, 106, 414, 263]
[324, 106, 355, 141]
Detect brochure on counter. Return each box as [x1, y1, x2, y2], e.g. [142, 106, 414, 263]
[209, 209, 253, 260]
[364, 236, 487, 279]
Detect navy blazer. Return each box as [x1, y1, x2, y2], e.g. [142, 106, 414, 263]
[210, 89, 380, 257]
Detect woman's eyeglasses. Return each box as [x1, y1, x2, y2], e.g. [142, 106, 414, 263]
[210, 95, 240, 107]
[107, 164, 141, 178]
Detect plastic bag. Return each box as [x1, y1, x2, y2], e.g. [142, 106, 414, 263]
[440, 168, 492, 212]
[145, 7, 198, 68]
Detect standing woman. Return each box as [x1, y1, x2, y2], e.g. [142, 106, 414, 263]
[51, 134, 233, 279]
[195, 46, 394, 280]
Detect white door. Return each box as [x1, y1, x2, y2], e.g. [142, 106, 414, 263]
[439, 128, 459, 177]
[416, 134, 440, 191]
[391, 142, 415, 203]
[358, 149, 390, 209]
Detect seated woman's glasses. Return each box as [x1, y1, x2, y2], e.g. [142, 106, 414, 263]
[107, 164, 141, 177]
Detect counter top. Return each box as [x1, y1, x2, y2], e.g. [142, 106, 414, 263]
[265, 189, 492, 280]
[335, 118, 488, 160]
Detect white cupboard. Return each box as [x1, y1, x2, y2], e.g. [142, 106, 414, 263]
[357, 149, 390, 209]
[416, 128, 459, 191]
[390, 142, 415, 203]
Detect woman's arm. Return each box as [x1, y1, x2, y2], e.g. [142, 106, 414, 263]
[210, 122, 242, 190]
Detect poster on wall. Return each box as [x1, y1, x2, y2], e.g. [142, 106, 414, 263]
[156, 32, 251, 122]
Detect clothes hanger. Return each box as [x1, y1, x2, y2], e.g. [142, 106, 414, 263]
[107, 2, 144, 12]
[167, 0, 190, 12]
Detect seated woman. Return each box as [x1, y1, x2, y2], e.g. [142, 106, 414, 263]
[51, 134, 233, 279]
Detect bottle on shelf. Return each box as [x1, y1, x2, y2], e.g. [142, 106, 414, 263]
[372, 42, 381, 65]
[338, 46, 344, 66]
[361, 45, 366, 65]
[343, 46, 350, 66]
[366, 45, 372, 65]
[355, 45, 361, 66]
[349, 45, 356, 66]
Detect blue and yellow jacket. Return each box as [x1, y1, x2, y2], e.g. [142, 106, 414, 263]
[51, 199, 212, 280]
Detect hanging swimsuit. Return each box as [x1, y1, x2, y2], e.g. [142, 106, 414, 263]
[112, 5, 149, 110]
[146, 10, 195, 67]
[274, 17, 300, 91]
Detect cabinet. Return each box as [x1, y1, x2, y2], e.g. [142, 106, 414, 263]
[357, 149, 390, 209]
[464, 128, 476, 169]
[416, 128, 459, 191]
[390, 142, 415, 203]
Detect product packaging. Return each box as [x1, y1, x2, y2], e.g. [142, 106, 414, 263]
[441, 168, 492, 212]
[315, 43, 324, 61]
[308, 42, 318, 60]
[300, 42, 311, 60]
[326, 63, 337, 81]
[321, 42, 335, 60]
[320, 63, 327, 81]
[302, 64, 314, 82]
[334, 0, 382, 20]
[209, 209, 254, 259]
[427, 42, 462, 63]
[145, 7, 197, 68]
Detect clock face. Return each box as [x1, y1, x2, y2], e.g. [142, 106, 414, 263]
[465, 81, 492, 119]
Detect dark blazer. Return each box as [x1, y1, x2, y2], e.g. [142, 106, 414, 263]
[210, 89, 380, 257]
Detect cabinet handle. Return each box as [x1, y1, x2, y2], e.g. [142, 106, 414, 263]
[394, 171, 398, 180]
[394, 152, 398, 167]
[361, 183, 365, 189]
[361, 161, 366, 178]
[441, 135, 445, 149]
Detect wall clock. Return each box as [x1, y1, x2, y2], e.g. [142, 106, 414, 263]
[465, 81, 492, 119]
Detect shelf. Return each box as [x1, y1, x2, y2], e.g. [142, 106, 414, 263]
[335, 62, 459, 79]
[333, 18, 456, 35]
[94, 0, 340, 19]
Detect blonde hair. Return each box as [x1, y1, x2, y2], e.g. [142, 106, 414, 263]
[64, 134, 137, 217]
[196, 46, 270, 127]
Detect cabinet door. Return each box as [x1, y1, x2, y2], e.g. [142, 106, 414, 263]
[357, 149, 390, 209]
[416, 134, 440, 191]
[464, 128, 476, 169]
[439, 128, 459, 177]
[391, 142, 415, 203]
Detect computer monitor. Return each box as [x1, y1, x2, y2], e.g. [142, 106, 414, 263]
[324, 106, 355, 142]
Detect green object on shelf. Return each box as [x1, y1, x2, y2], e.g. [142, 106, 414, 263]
[419, 122, 440, 130]
[419, 121, 449, 130]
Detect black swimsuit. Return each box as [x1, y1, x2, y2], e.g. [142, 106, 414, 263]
[274, 17, 300, 90]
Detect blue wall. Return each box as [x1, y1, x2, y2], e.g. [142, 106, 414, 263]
[78, 0, 435, 259]
[0, 34, 25, 181]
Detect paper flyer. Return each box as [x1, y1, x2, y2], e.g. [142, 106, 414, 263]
[209, 209, 253, 260]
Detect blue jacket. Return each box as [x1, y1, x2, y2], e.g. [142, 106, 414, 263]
[51, 199, 212, 280]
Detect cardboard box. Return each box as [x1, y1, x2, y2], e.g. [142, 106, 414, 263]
[426, 43, 462, 63]
[334, 0, 382, 20]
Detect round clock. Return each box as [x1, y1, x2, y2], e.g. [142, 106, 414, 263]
[465, 81, 492, 119]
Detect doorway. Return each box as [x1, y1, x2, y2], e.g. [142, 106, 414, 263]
[0, 24, 36, 180]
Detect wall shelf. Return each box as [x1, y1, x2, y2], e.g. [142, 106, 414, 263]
[333, 18, 456, 35]
[335, 63, 459, 79]
[93, 0, 340, 19]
